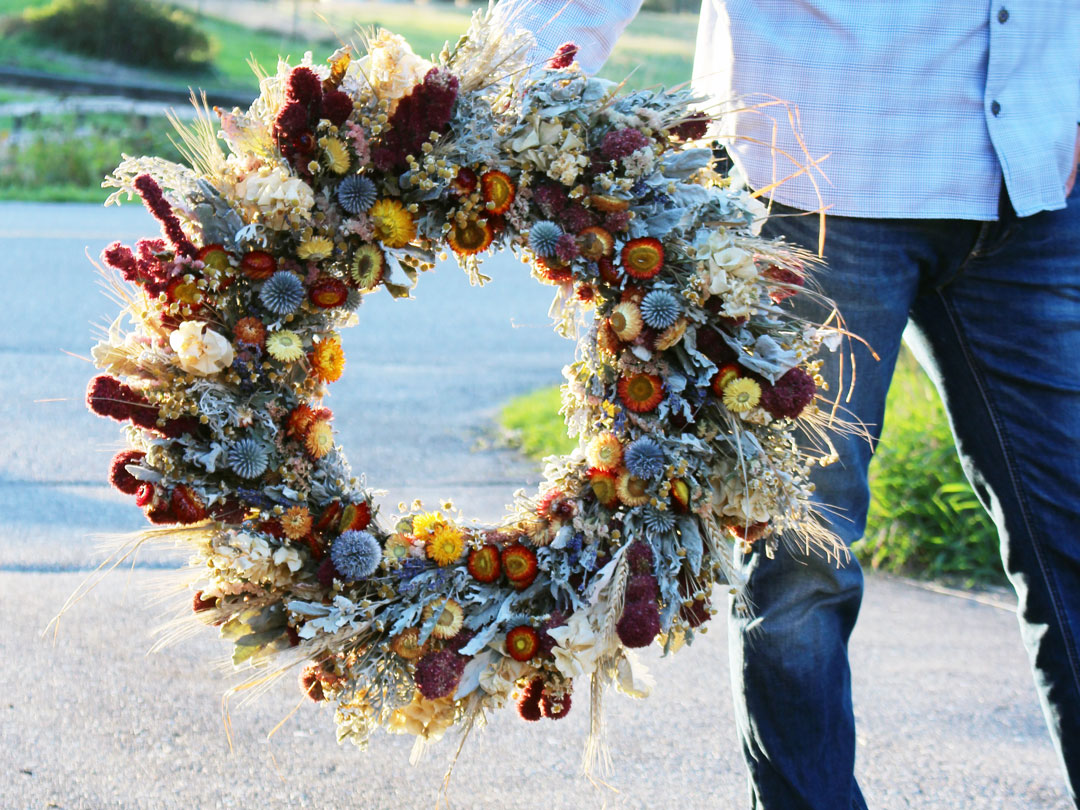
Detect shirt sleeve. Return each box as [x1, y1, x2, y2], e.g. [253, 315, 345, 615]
[493, 0, 645, 75]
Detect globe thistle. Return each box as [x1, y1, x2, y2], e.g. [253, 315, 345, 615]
[624, 436, 665, 480]
[640, 289, 681, 330]
[228, 438, 269, 479]
[338, 174, 377, 215]
[330, 530, 381, 581]
[643, 505, 676, 536]
[529, 221, 563, 257]
[259, 271, 305, 316]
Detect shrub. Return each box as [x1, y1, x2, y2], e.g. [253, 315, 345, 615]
[858, 347, 1002, 585]
[11, 0, 214, 72]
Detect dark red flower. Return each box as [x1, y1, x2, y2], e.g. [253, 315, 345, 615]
[108, 449, 145, 495]
[371, 68, 458, 172]
[299, 665, 325, 701]
[133, 174, 196, 259]
[134, 483, 155, 508]
[321, 89, 353, 127]
[626, 541, 654, 575]
[414, 648, 466, 700]
[286, 66, 323, 106]
[615, 600, 661, 648]
[546, 42, 579, 69]
[316, 556, 339, 587]
[145, 499, 176, 525]
[625, 573, 659, 603]
[541, 688, 572, 719]
[171, 485, 207, 524]
[600, 127, 650, 161]
[192, 591, 217, 613]
[517, 677, 545, 722]
[669, 113, 710, 142]
[101, 241, 138, 283]
[761, 367, 816, 419]
[538, 610, 567, 657]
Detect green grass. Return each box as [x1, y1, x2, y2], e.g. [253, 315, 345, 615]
[500, 385, 577, 460]
[499, 346, 1003, 586]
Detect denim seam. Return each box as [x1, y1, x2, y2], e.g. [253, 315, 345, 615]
[937, 290, 1080, 689]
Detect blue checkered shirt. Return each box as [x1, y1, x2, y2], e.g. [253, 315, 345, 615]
[494, 0, 1080, 219]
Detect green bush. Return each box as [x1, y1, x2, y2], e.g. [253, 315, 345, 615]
[858, 347, 1001, 584]
[10, 0, 214, 72]
[0, 112, 184, 196]
[498, 346, 1003, 585]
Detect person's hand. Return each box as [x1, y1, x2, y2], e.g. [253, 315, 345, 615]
[1067, 125, 1080, 197]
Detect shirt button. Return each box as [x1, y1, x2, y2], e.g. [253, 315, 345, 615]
[991, 100, 1002, 116]
[998, 8, 1009, 23]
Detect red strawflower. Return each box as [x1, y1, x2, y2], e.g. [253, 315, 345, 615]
[501, 545, 538, 588]
[761, 367, 816, 419]
[711, 362, 741, 397]
[145, 499, 176, 525]
[625, 573, 659, 603]
[480, 170, 515, 215]
[535, 256, 574, 285]
[546, 42, 579, 69]
[453, 166, 478, 194]
[414, 648, 466, 700]
[287, 404, 316, 440]
[597, 256, 620, 286]
[108, 449, 145, 495]
[621, 237, 664, 280]
[506, 625, 540, 662]
[600, 127, 650, 161]
[517, 677, 545, 722]
[616, 600, 661, 648]
[576, 284, 597, 303]
[338, 501, 371, 532]
[241, 250, 276, 280]
[321, 89, 353, 127]
[467, 544, 501, 583]
[309, 278, 349, 308]
[315, 501, 343, 533]
[618, 372, 664, 413]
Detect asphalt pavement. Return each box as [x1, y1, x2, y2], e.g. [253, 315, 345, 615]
[0, 203, 1071, 809]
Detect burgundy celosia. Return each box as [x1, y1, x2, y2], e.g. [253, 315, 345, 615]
[321, 89, 353, 127]
[546, 42, 579, 69]
[600, 127, 650, 161]
[604, 210, 631, 233]
[763, 264, 805, 302]
[86, 375, 140, 421]
[669, 113, 709, 142]
[134, 483, 155, 508]
[133, 174, 196, 258]
[680, 598, 711, 629]
[275, 101, 310, 141]
[761, 367, 816, 419]
[371, 68, 459, 172]
[192, 591, 217, 613]
[108, 449, 145, 495]
[625, 541, 654, 575]
[145, 500, 176, 525]
[541, 689, 572, 719]
[316, 556, 339, 587]
[695, 326, 738, 366]
[286, 67, 322, 106]
[538, 610, 567, 657]
[616, 600, 661, 648]
[532, 183, 568, 217]
[414, 648, 466, 700]
[625, 573, 659, 603]
[559, 202, 596, 234]
[517, 677, 545, 722]
[300, 665, 325, 701]
[101, 242, 138, 282]
[158, 416, 200, 438]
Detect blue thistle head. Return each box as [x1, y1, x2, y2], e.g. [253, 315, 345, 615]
[228, 437, 269, 479]
[338, 174, 377, 215]
[259, 271, 305, 316]
[643, 505, 677, 537]
[624, 436, 665, 480]
[528, 221, 563, 257]
[640, 289, 681, 329]
[331, 530, 382, 581]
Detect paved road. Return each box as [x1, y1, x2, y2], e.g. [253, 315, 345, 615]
[0, 203, 1071, 808]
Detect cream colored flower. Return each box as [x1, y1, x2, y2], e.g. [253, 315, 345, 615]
[169, 321, 234, 376]
[546, 610, 609, 680]
[355, 31, 433, 113]
[478, 656, 532, 706]
[387, 695, 457, 741]
[233, 165, 315, 230]
[614, 649, 654, 699]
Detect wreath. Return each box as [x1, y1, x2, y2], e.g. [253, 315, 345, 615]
[83, 11, 846, 759]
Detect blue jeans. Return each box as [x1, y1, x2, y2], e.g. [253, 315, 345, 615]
[730, 186, 1080, 808]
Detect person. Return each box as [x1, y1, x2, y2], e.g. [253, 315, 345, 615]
[493, 1, 1080, 807]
